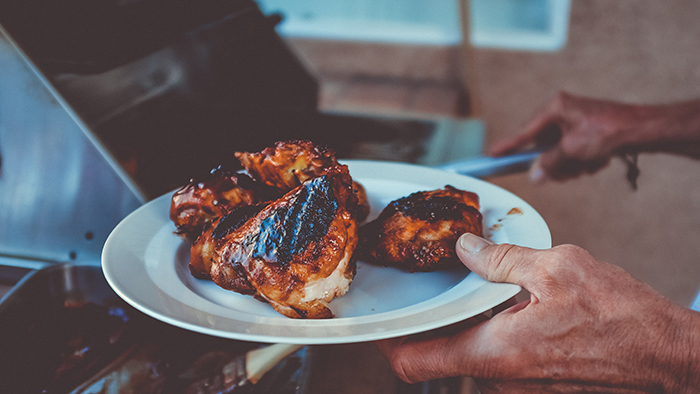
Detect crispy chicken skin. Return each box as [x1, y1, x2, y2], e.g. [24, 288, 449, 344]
[358, 185, 483, 272]
[189, 203, 267, 282]
[210, 165, 358, 319]
[172, 139, 336, 242]
[169, 167, 263, 241]
[236, 139, 369, 221]
[235, 140, 340, 192]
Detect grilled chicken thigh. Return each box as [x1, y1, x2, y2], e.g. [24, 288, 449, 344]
[169, 167, 267, 241]
[189, 203, 267, 281]
[209, 165, 359, 319]
[358, 185, 483, 272]
[235, 140, 340, 192]
[236, 139, 369, 221]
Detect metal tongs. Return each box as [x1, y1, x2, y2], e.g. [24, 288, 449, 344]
[438, 147, 641, 190]
[436, 147, 544, 179]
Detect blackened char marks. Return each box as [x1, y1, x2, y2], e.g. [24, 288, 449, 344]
[252, 175, 339, 266]
[389, 194, 467, 223]
[212, 204, 267, 240]
[357, 185, 482, 272]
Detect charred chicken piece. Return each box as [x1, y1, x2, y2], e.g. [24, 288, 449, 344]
[170, 167, 277, 242]
[236, 139, 370, 221]
[210, 165, 359, 319]
[235, 140, 340, 192]
[358, 185, 483, 272]
[189, 203, 268, 282]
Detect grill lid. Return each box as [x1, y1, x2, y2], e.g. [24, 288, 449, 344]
[0, 30, 144, 266]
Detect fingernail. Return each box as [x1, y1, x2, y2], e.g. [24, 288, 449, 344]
[459, 233, 494, 254]
[529, 168, 545, 184]
[529, 158, 546, 184]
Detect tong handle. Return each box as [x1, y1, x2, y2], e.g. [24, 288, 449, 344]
[246, 343, 304, 384]
[437, 147, 546, 179]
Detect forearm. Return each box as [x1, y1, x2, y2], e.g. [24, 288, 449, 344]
[613, 99, 700, 158]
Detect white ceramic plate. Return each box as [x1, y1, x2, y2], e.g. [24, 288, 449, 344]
[102, 160, 551, 344]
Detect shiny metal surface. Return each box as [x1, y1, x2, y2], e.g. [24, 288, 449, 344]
[437, 147, 544, 178]
[0, 29, 144, 266]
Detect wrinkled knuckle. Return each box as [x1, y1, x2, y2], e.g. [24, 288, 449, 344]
[386, 350, 410, 382]
[486, 244, 520, 282]
[545, 244, 598, 284]
[551, 244, 588, 262]
[387, 347, 421, 383]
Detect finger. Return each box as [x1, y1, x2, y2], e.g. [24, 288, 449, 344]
[533, 123, 564, 147]
[583, 157, 611, 174]
[489, 132, 541, 157]
[375, 314, 482, 359]
[539, 148, 611, 181]
[455, 233, 547, 296]
[377, 321, 496, 383]
[489, 101, 562, 157]
[528, 156, 547, 184]
[538, 146, 586, 181]
[382, 315, 485, 346]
